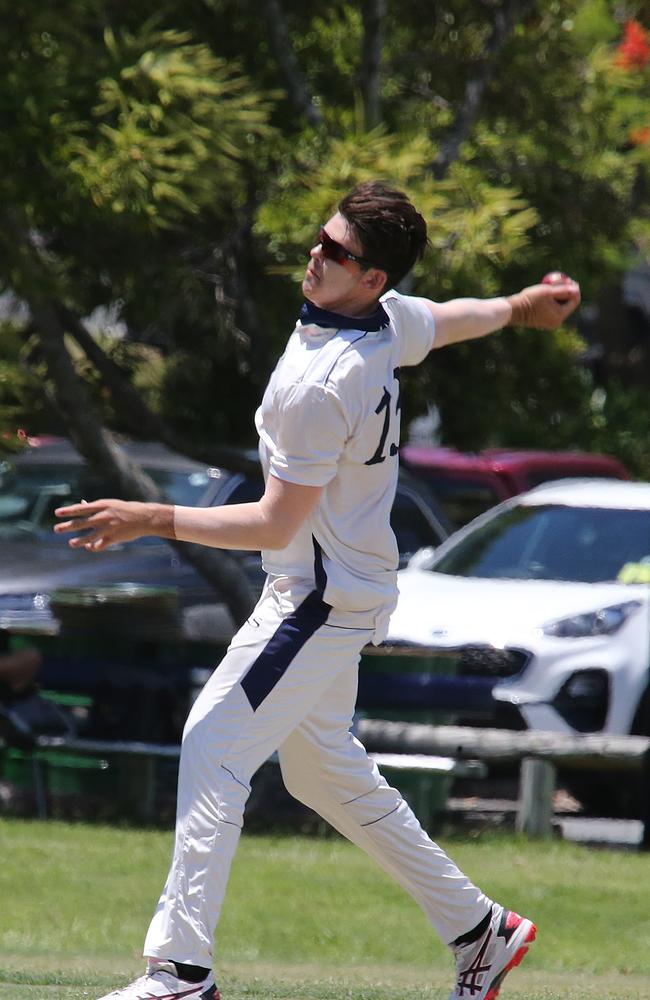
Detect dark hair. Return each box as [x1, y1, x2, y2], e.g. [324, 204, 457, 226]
[338, 181, 429, 290]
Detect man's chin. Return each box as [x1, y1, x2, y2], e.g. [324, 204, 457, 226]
[302, 283, 323, 307]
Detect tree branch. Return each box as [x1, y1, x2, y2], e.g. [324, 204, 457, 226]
[359, 0, 386, 129]
[6, 217, 255, 626]
[56, 302, 258, 475]
[432, 0, 538, 179]
[258, 0, 323, 127]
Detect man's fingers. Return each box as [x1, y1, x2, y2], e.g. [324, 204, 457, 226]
[54, 513, 101, 535]
[53, 518, 92, 534]
[68, 530, 109, 551]
[55, 501, 103, 519]
[54, 508, 112, 549]
[84, 537, 108, 552]
[68, 531, 97, 548]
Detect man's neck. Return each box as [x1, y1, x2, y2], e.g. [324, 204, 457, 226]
[305, 294, 383, 319]
[301, 300, 390, 332]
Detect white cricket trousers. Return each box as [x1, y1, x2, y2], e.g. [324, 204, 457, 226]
[144, 578, 492, 968]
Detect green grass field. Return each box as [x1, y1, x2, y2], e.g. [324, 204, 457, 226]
[1, 818, 649, 1000]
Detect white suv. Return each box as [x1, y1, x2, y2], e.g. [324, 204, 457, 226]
[383, 480, 650, 809]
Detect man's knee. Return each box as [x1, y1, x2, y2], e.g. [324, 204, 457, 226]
[278, 747, 312, 803]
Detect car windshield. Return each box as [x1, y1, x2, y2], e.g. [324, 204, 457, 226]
[0, 460, 212, 539]
[433, 503, 650, 583]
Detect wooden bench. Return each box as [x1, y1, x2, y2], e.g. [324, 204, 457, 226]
[357, 720, 650, 842]
[27, 735, 486, 827]
[22, 723, 650, 844]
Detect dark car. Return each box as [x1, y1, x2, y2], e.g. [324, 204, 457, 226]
[0, 439, 261, 635]
[0, 438, 450, 636]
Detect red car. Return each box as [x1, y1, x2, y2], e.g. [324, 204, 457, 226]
[400, 446, 631, 528]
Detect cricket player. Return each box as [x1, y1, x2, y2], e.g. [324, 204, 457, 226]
[55, 181, 581, 1000]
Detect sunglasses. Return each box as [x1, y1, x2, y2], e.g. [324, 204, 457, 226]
[316, 226, 378, 268]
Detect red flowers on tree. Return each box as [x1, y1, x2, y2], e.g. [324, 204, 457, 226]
[629, 126, 650, 146]
[616, 20, 650, 70]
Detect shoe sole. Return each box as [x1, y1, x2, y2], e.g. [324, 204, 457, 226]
[484, 921, 537, 1000]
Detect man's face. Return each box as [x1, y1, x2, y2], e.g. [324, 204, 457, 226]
[302, 212, 384, 314]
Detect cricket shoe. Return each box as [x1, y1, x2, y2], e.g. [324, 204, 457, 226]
[448, 906, 536, 1000]
[96, 960, 220, 1000]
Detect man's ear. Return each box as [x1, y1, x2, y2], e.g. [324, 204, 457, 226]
[362, 268, 388, 293]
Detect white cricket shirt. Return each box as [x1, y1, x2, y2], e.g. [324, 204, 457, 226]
[254, 289, 436, 640]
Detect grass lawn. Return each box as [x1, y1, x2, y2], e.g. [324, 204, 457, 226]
[1, 818, 649, 999]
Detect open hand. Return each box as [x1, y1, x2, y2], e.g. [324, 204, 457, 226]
[54, 499, 161, 552]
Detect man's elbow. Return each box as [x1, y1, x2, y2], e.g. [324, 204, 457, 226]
[259, 521, 297, 550]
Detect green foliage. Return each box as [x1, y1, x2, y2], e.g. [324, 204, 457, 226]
[0, 324, 51, 448]
[64, 331, 169, 433]
[257, 128, 540, 295]
[0, 0, 649, 466]
[402, 325, 594, 452]
[587, 379, 650, 478]
[67, 21, 273, 224]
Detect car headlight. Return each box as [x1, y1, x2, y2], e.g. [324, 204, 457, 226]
[542, 600, 642, 638]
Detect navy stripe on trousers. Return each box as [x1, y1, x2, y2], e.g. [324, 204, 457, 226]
[240, 590, 331, 712]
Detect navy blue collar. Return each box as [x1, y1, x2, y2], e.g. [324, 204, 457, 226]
[300, 300, 390, 333]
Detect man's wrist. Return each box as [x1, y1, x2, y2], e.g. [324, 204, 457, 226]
[147, 502, 176, 540]
[506, 291, 532, 327]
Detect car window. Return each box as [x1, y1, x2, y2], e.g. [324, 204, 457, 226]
[408, 470, 502, 527]
[0, 463, 84, 537]
[434, 503, 650, 583]
[222, 475, 265, 505]
[147, 469, 212, 506]
[391, 489, 445, 566]
[0, 460, 212, 538]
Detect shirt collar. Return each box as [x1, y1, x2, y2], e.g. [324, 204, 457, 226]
[300, 300, 390, 333]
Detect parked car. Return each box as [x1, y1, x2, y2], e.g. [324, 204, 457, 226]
[382, 479, 650, 813]
[0, 438, 262, 635]
[0, 438, 450, 636]
[400, 445, 630, 527]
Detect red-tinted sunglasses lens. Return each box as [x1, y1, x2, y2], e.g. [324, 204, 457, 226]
[318, 227, 348, 263]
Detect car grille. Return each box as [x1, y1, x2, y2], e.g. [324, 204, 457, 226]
[455, 645, 530, 678]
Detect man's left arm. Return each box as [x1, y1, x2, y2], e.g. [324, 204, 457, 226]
[426, 278, 581, 349]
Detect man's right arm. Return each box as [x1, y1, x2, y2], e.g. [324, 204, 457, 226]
[426, 279, 581, 350]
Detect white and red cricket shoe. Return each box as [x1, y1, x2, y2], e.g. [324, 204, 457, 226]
[96, 960, 220, 1000]
[448, 906, 536, 1000]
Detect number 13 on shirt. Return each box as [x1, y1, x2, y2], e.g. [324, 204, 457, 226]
[365, 367, 401, 466]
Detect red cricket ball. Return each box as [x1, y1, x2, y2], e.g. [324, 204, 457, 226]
[542, 271, 571, 304]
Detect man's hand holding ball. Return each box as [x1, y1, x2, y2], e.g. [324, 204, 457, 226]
[508, 272, 580, 329]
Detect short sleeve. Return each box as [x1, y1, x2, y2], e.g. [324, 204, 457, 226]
[381, 289, 436, 366]
[268, 381, 349, 487]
